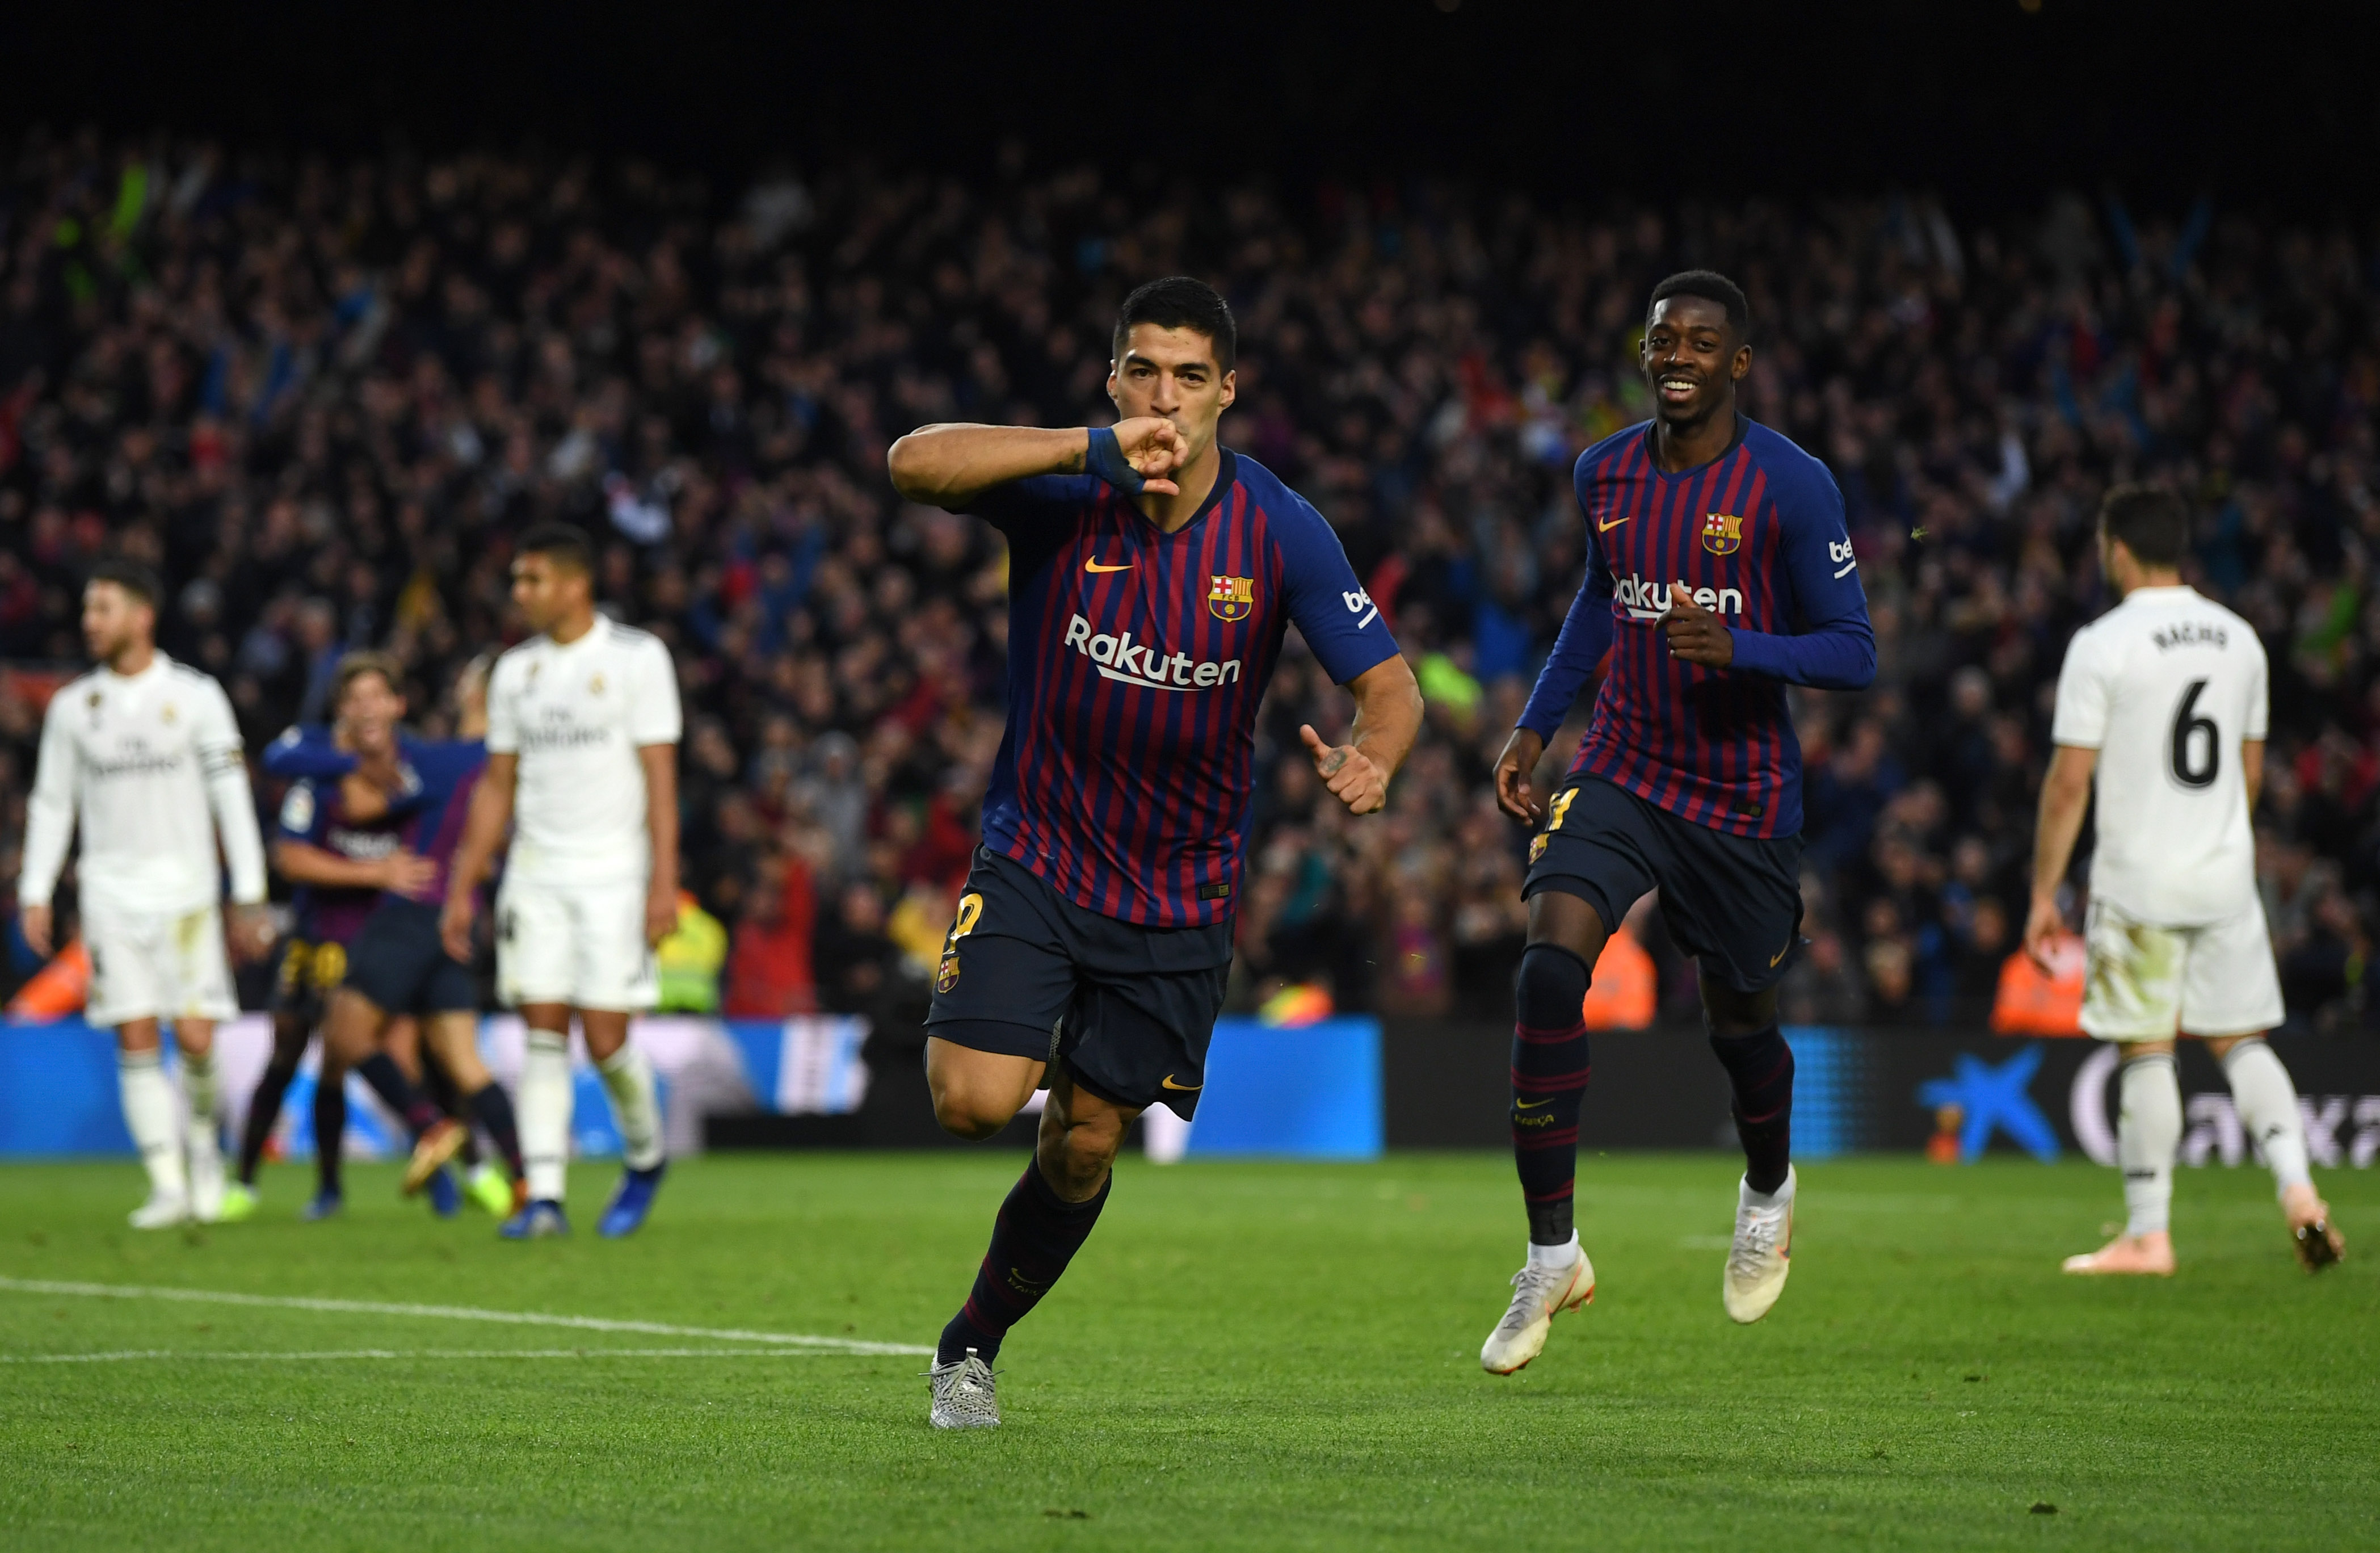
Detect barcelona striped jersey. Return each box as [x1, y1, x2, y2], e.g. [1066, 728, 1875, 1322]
[1519, 416, 1876, 838]
[970, 450, 1400, 926]
[264, 728, 489, 909]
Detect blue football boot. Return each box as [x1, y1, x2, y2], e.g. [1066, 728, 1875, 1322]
[426, 1166, 461, 1218]
[300, 1189, 344, 1222]
[499, 1199, 569, 1240]
[597, 1162, 666, 1239]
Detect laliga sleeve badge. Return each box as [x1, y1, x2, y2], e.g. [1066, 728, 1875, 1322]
[1701, 512, 1743, 556]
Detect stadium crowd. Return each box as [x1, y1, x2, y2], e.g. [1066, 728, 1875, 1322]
[1, 128, 2376, 1035]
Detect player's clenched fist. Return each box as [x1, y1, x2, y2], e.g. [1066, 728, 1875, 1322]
[1492, 727, 1548, 825]
[1660, 580, 1735, 667]
[1090, 416, 1191, 496]
[1300, 723, 1390, 815]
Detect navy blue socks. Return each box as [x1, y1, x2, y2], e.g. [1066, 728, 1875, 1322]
[937, 1160, 1112, 1366]
[1710, 1024, 1794, 1194]
[1511, 944, 1593, 1245]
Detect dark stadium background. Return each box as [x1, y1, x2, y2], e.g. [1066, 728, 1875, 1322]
[2, 0, 2378, 1043]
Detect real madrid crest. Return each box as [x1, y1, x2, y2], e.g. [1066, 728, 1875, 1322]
[1207, 574, 1255, 623]
[589, 673, 605, 695]
[160, 702, 178, 724]
[1701, 513, 1743, 556]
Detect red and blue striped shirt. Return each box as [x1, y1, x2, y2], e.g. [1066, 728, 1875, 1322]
[1519, 416, 1875, 838]
[970, 450, 1399, 927]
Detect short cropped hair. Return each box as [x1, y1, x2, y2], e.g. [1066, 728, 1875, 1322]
[2099, 484, 2190, 569]
[87, 557, 163, 610]
[332, 649, 404, 707]
[516, 522, 595, 576]
[1113, 276, 1236, 372]
[1647, 270, 1750, 338]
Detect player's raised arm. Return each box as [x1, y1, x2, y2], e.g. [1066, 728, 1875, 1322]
[17, 693, 81, 957]
[887, 419, 1188, 509]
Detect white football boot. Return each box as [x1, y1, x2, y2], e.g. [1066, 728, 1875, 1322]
[1480, 1243, 1596, 1374]
[128, 1191, 191, 1230]
[927, 1348, 1000, 1429]
[1722, 1166, 1794, 1324]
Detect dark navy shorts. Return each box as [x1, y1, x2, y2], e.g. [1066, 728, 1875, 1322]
[343, 898, 477, 1017]
[926, 847, 1232, 1120]
[1523, 774, 1805, 993]
[268, 934, 348, 1027]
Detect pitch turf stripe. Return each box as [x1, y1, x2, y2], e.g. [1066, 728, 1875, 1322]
[0, 1277, 932, 1357]
[1, 1348, 865, 1364]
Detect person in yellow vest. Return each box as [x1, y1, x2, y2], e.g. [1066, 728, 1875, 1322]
[653, 890, 727, 1014]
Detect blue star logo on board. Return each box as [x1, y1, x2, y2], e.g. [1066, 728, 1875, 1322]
[1208, 574, 1255, 623]
[1701, 513, 1743, 556]
[1915, 1043, 2061, 1163]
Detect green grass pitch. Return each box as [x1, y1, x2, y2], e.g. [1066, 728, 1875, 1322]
[2, 1152, 2374, 1551]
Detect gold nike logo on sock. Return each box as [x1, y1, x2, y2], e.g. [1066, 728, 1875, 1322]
[1159, 1074, 1202, 1091]
[1515, 1097, 1554, 1110]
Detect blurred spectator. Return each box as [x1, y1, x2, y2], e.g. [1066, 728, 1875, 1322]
[723, 849, 818, 1017]
[0, 131, 2374, 1033]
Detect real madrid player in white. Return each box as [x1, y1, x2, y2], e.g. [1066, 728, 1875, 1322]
[19, 561, 272, 1227]
[2028, 486, 2343, 1275]
[441, 524, 681, 1239]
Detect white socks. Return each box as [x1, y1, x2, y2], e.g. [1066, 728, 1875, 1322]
[2117, 1053, 2181, 1237]
[518, 1029, 573, 1203]
[119, 1050, 186, 1201]
[2221, 1038, 2313, 1198]
[597, 1042, 665, 1173]
[1528, 1232, 1582, 1269]
[180, 1048, 219, 1145]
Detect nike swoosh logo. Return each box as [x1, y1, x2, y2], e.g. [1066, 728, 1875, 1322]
[1084, 559, 1133, 573]
[1771, 943, 1791, 967]
[1596, 514, 1630, 533]
[1159, 1074, 1202, 1092]
[1515, 1097, 1553, 1110]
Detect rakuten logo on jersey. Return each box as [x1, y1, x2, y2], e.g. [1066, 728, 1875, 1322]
[1613, 575, 1744, 622]
[1064, 615, 1244, 691]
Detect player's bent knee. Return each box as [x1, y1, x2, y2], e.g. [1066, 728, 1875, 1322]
[931, 1088, 1019, 1141]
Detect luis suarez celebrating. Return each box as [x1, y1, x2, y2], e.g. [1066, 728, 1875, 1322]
[889, 276, 1423, 1428]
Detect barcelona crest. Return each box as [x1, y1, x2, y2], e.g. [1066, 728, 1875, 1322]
[1701, 512, 1743, 556]
[1208, 574, 1255, 623]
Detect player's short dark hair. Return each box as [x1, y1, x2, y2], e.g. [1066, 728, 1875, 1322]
[2099, 484, 2190, 569]
[332, 649, 404, 707]
[1647, 270, 1750, 338]
[516, 522, 595, 576]
[87, 557, 163, 610]
[1113, 276, 1236, 371]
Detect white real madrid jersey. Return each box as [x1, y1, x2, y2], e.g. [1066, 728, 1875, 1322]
[2050, 585, 2267, 926]
[486, 618, 682, 887]
[20, 654, 267, 916]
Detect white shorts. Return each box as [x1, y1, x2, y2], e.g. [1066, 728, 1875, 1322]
[495, 876, 657, 1013]
[82, 903, 238, 1029]
[2079, 898, 2285, 1041]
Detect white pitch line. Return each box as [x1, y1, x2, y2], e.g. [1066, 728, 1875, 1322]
[3, 1348, 854, 1365]
[0, 1277, 930, 1357]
